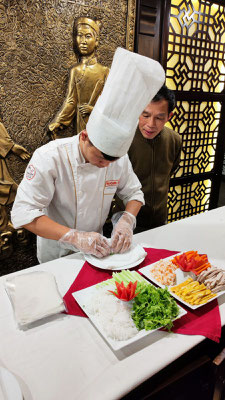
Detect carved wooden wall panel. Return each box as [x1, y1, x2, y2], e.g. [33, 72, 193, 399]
[0, 0, 136, 274]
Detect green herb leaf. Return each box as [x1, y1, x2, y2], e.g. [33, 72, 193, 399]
[132, 285, 179, 331]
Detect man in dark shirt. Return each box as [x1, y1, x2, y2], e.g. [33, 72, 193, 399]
[113, 85, 182, 233]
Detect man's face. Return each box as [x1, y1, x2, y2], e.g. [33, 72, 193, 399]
[80, 131, 114, 168]
[139, 99, 172, 140]
[76, 25, 97, 56]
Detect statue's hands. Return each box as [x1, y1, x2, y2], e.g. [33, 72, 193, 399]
[78, 104, 93, 117]
[48, 122, 61, 132]
[48, 123, 65, 140]
[12, 144, 30, 160]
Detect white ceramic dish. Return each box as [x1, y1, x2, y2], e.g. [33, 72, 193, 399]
[84, 244, 147, 270]
[139, 253, 225, 310]
[73, 279, 187, 351]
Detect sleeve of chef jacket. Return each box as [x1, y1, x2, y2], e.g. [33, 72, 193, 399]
[116, 154, 145, 207]
[11, 147, 57, 229]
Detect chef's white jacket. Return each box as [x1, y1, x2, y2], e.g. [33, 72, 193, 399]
[11, 135, 144, 263]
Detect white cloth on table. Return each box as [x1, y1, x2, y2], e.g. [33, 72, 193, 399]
[0, 367, 23, 400]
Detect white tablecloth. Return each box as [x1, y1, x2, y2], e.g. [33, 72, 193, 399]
[0, 206, 225, 400]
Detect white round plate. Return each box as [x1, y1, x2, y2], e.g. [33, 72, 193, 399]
[84, 244, 147, 270]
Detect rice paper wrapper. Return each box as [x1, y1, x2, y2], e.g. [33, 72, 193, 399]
[85, 244, 147, 269]
[5, 271, 66, 328]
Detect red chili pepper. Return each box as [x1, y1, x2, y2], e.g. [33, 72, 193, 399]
[115, 281, 123, 296]
[108, 281, 139, 301]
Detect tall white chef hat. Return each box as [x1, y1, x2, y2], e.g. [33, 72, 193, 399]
[86, 47, 165, 157]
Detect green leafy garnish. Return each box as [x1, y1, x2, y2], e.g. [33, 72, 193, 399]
[132, 285, 179, 331]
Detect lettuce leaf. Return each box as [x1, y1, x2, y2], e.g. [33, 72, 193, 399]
[132, 284, 179, 331]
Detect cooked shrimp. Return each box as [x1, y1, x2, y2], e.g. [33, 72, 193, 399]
[150, 259, 178, 286]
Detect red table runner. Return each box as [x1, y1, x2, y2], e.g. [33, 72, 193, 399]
[63, 248, 221, 343]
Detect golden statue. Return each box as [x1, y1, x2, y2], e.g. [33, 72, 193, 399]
[0, 119, 30, 232]
[48, 17, 109, 139]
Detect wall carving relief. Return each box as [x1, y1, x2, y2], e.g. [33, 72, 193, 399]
[0, 120, 30, 231]
[0, 0, 136, 274]
[0, 119, 31, 263]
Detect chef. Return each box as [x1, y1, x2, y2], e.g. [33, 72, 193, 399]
[11, 47, 165, 263]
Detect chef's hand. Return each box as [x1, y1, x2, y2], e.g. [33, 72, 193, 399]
[110, 211, 136, 254]
[59, 229, 111, 258]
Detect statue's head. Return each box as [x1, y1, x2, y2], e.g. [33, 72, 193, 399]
[73, 17, 100, 57]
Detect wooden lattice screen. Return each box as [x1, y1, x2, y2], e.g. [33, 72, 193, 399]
[135, 0, 225, 223]
[166, 0, 225, 221]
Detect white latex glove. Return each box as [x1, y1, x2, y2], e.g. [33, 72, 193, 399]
[59, 229, 111, 258]
[111, 211, 136, 254]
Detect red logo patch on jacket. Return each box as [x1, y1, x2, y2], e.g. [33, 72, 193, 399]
[26, 164, 36, 180]
[105, 180, 119, 187]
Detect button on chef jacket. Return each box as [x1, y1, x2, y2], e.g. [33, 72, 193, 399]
[11, 134, 144, 263]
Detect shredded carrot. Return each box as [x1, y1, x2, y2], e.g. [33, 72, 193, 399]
[195, 265, 211, 275]
[184, 251, 197, 256]
[172, 251, 211, 274]
[194, 262, 211, 271]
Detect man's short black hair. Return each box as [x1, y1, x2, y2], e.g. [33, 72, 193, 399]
[101, 151, 119, 161]
[88, 138, 119, 161]
[152, 85, 176, 114]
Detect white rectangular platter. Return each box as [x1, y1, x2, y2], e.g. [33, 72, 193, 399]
[73, 279, 187, 351]
[139, 253, 225, 310]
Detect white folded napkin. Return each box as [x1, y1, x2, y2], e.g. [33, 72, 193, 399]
[84, 244, 147, 270]
[5, 271, 65, 327]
